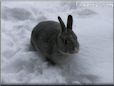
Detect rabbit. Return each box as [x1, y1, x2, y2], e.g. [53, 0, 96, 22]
[31, 15, 79, 65]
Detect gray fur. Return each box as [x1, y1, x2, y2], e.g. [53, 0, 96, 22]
[31, 15, 79, 64]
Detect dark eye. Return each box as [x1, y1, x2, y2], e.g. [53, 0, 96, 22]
[64, 40, 67, 45]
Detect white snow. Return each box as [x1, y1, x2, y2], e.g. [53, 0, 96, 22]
[1, 1, 113, 84]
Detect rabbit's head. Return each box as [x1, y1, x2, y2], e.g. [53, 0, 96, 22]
[57, 15, 79, 54]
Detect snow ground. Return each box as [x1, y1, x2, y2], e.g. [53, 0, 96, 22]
[1, 1, 113, 84]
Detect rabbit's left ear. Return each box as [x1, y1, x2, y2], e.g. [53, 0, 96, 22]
[58, 16, 66, 32]
[67, 15, 73, 30]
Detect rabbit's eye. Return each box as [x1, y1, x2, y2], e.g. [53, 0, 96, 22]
[64, 40, 67, 45]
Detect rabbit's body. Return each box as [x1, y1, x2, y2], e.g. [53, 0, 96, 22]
[31, 15, 79, 64]
[31, 21, 61, 56]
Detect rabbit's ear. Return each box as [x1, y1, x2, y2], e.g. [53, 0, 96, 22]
[58, 16, 66, 32]
[67, 15, 73, 30]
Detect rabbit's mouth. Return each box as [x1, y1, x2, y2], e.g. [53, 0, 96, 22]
[74, 48, 79, 53]
[59, 48, 79, 55]
[59, 50, 72, 55]
[68, 48, 79, 54]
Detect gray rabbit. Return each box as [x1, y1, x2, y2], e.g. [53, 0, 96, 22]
[31, 15, 79, 65]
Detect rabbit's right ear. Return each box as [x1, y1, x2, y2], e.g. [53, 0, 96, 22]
[58, 16, 66, 32]
[67, 15, 73, 30]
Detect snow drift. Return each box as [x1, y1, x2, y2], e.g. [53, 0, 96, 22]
[1, 1, 113, 84]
